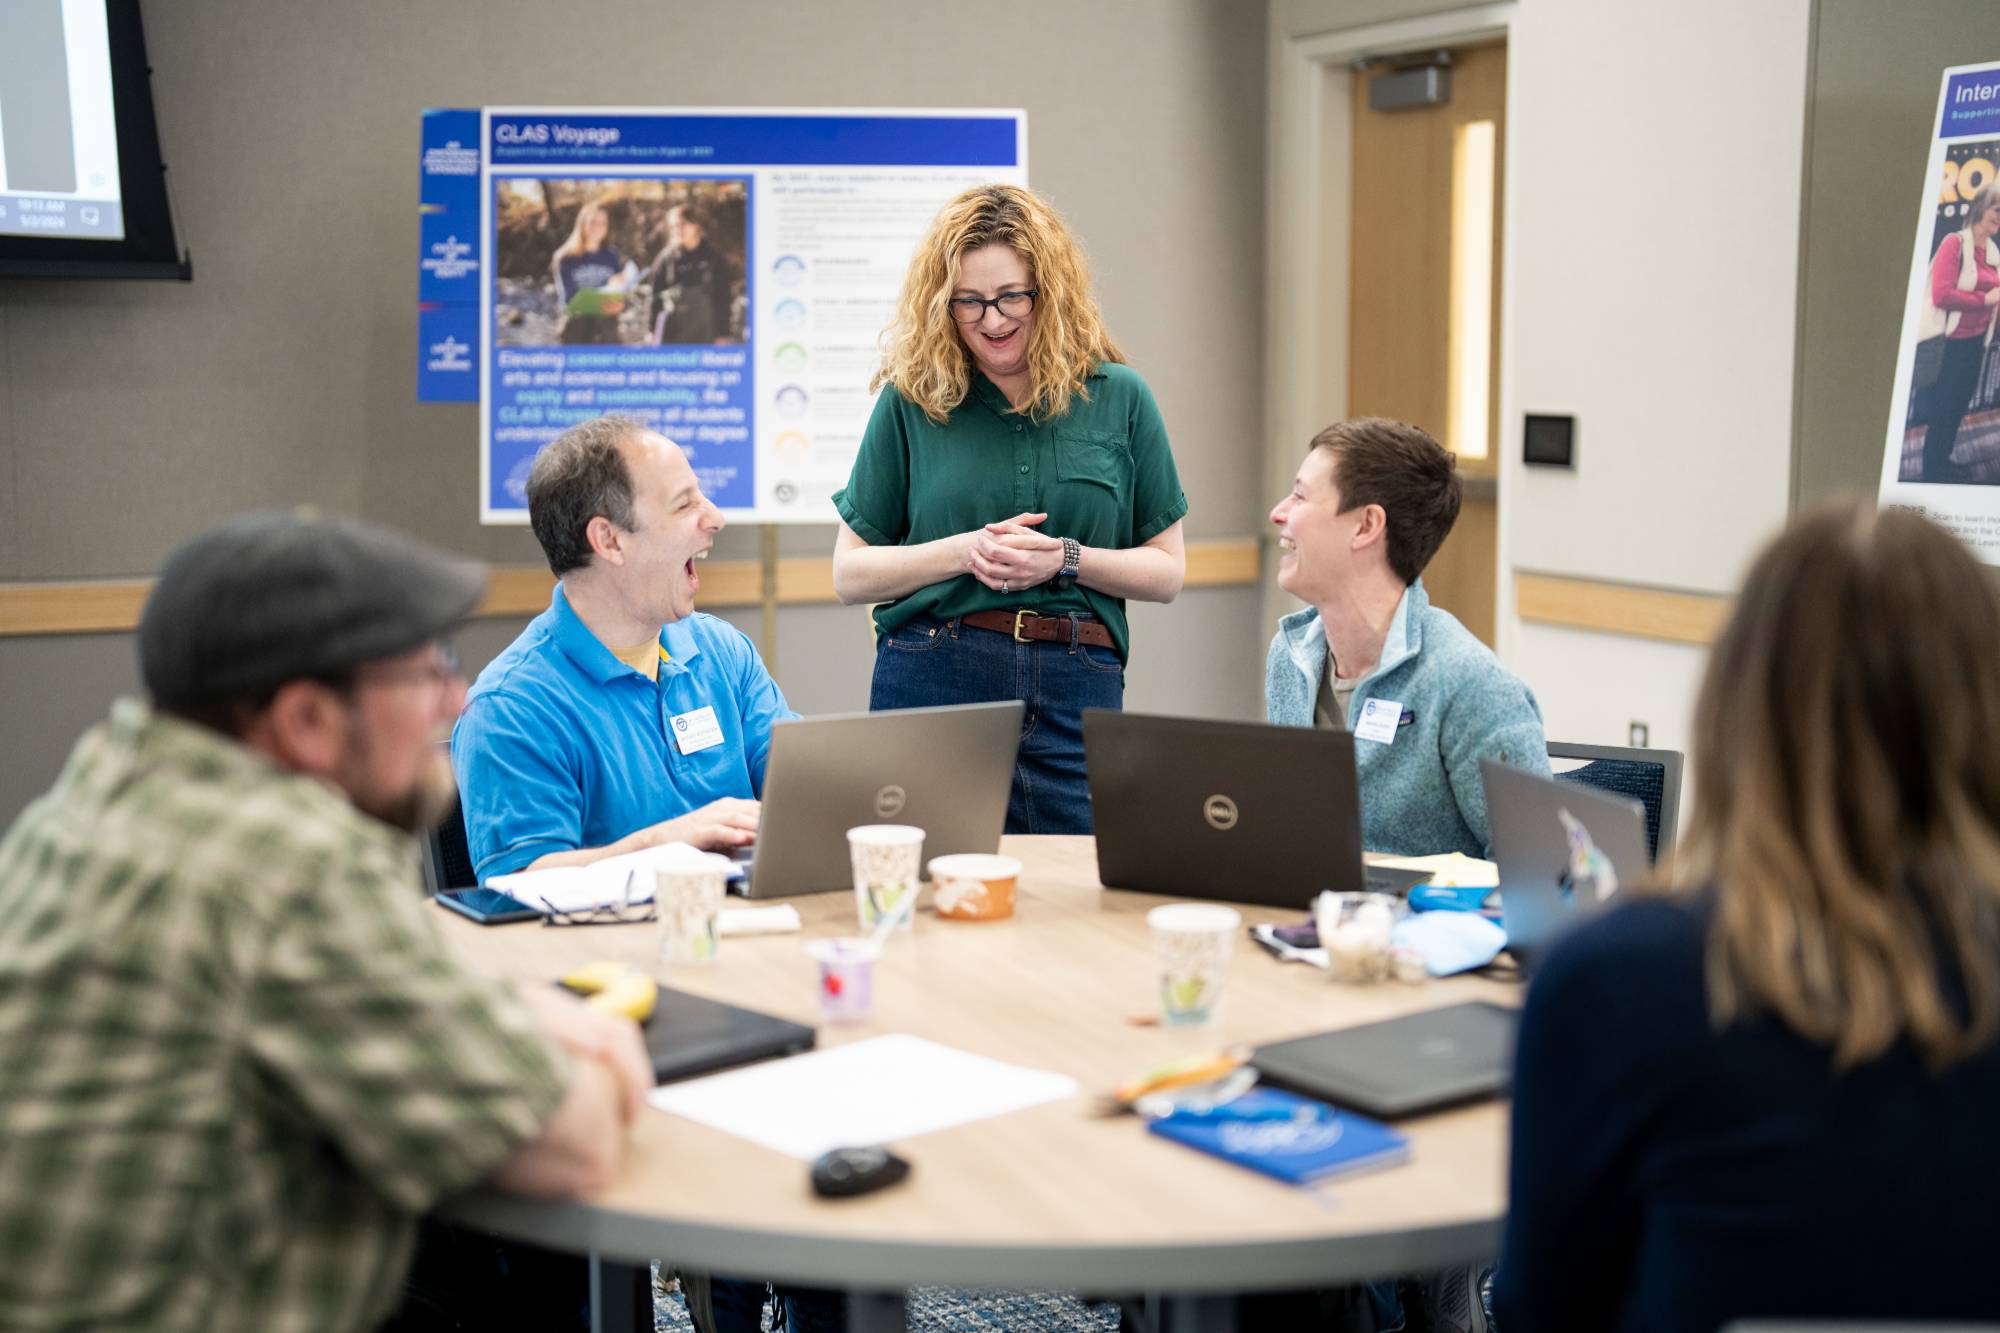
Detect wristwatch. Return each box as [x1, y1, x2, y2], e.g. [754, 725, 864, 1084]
[1057, 536, 1082, 581]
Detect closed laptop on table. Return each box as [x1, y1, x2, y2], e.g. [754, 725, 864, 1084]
[1252, 1002, 1520, 1118]
[643, 987, 815, 1083]
[1083, 710, 1427, 910]
[737, 700, 1022, 896]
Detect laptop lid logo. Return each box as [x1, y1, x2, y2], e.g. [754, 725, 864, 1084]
[1203, 794, 1239, 830]
[875, 785, 907, 818]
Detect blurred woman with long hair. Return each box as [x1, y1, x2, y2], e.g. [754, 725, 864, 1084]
[1497, 499, 2000, 1331]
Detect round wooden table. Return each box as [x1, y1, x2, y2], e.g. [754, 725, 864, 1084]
[436, 836, 1514, 1332]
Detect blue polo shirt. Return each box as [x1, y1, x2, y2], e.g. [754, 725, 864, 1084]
[451, 584, 796, 880]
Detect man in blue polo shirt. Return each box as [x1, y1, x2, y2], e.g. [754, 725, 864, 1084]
[453, 414, 794, 881]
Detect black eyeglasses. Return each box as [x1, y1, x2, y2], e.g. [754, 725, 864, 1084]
[948, 289, 1038, 324]
[538, 870, 656, 928]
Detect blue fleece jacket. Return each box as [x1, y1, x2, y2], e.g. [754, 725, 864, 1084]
[1264, 579, 1549, 857]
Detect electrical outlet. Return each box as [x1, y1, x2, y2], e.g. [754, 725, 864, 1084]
[1629, 721, 1650, 748]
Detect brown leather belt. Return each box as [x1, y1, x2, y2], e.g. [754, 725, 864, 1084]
[960, 609, 1115, 649]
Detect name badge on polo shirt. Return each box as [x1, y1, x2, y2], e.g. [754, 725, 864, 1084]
[670, 705, 725, 756]
[1354, 698, 1403, 745]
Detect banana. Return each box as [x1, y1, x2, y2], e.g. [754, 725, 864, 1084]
[558, 961, 658, 1024]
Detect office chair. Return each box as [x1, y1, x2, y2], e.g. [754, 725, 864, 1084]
[421, 796, 477, 895]
[1724, 1324, 2000, 1332]
[1548, 741, 1684, 864]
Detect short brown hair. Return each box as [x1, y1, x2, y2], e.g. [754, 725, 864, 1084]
[1676, 499, 2000, 1069]
[527, 416, 642, 576]
[1309, 418, 1461, 584]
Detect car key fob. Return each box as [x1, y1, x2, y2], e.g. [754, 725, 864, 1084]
[810, 1145, 911, 1198]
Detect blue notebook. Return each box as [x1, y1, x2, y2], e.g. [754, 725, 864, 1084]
[1147, 1088, 1410, 1186]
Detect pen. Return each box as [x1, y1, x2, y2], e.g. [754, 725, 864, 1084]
[1105, 1046, 1251, 1110]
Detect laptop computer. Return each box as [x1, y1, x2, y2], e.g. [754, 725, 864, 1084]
[736, 700, 1023, 896]
[1482, 759, 1651, 962]
[1082, 711, 1429, 910]
[642, 986, 816, 1083]
[1251, 1001, 1520, 1118]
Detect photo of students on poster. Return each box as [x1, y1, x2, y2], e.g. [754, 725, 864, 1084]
[493, 178, 746, 348]
[1896, 138, 2000, 485]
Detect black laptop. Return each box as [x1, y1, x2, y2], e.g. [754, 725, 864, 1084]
[641, 987, 815, 1083]
[1083, 711, 1429, 909]
[1252, 1002, 1519, 1118]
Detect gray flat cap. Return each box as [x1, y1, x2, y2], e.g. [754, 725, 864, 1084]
[140, 509, 488, 708]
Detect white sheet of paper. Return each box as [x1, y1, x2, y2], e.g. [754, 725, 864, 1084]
[670, 705, 725, 755]
[1354, 697, 1403, 744]
[1366, 851, 1501, 888]
[648, 1034, 1080, 1160]
[489, 841, 738, 913]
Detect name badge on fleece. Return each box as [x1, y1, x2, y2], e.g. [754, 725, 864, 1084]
[1354, 698, 1403, 745]
[670, 705, 725, 756]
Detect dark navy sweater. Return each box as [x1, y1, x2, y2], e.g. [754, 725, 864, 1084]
[1494, 896, 2000, 1332]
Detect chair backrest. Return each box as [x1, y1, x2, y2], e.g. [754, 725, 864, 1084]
[1547, 741, 1684, 864]
[421, 796, 477, 895]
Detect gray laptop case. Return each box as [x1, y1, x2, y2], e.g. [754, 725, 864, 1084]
[1482, 759, 1650, 961]
[1252, 1002, 1520, 1118]
[1083, 710, 1421, 909]
[739, 700, 1023, 896]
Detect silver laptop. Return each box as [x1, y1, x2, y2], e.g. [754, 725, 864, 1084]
[1083, 711, 1428, 909]
[1482, 759, 1651, 960]
[736, 701, 1023, 896]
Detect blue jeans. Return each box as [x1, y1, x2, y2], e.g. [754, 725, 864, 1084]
[869, 613, 1125, 835]
[709, 1277, 846, 1332]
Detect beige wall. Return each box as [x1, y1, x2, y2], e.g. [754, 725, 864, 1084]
[0, 0, 1272, 820]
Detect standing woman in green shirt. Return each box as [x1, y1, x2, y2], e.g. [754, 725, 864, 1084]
[831, 184, 1188, 834]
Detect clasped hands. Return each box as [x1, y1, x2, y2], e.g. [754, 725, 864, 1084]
[964, 512, 1067, 593]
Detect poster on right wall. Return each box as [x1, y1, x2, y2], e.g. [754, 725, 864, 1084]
[1880, 60, 2000, 562]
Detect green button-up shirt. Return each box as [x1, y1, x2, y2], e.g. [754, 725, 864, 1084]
[0, 700, 570, 1333]
[832, 363, 1189, 661]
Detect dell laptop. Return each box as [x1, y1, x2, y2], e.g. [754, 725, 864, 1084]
[1482, 759, 1651, 962]
[1083, 711, 1426, 910]
[736, 700, 1024, 896]
[643, 987, 816, 1083]
[1253, 1002, 1520, 1118]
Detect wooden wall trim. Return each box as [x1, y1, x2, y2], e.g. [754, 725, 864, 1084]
[0, 539, 1263, 638]
[1514, 572, 1730, 647]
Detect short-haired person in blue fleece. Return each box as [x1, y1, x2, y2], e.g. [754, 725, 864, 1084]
[1265, 416, 1547, 857]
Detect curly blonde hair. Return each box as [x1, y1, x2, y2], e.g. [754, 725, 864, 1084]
[872, 184, 1124, 424]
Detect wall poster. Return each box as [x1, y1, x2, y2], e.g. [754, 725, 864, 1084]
[419, 107, 1027, 523]
[1880, 62, 2000, 561]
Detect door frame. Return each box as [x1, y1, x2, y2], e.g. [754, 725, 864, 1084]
[1261, 2, 1519, 656]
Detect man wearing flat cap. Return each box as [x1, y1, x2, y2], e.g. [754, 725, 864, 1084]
[0, 510, 652, 1333]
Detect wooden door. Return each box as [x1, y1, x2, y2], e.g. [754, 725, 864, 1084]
[1348, 42, 1505, 646]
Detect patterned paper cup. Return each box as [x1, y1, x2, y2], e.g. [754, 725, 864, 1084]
[846, 824, 924, 933]
[1147, 903, 1241, 1027]
[654, 855, 733, 966]
[927, 853, 1021, 921]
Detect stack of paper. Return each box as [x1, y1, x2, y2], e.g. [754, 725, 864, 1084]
[489, 842, 741, 914]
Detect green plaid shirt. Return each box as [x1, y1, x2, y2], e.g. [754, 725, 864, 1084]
[0, 700, 571, 1332]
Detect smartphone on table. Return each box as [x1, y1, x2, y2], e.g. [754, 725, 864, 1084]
[434, 886, 541, 925]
